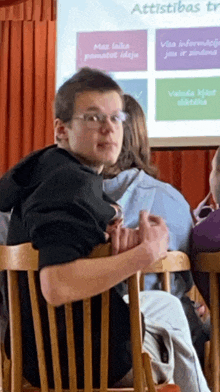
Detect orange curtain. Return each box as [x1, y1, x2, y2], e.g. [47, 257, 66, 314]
[151, 148, 217, 209]
[0, 0, 218, 210]
[0, 0, 56, 174]
[0, 0, 56, 21]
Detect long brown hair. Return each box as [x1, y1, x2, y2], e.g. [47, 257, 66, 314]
[103, 94, 158, 178]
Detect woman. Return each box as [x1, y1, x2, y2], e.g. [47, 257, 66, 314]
[103, 93, 208, 366]
[104, 94, 193, 294]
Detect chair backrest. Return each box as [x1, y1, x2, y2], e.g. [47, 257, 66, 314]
[0, 243, 146, 392]
[0, 243, 183, 392]
[140, 251, 191, 292]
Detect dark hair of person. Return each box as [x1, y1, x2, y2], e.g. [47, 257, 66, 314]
[103, 94, 158, 179]
[55, 67, 123, 124]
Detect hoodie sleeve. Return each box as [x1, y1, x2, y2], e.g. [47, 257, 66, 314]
[21, 165, 113, 270]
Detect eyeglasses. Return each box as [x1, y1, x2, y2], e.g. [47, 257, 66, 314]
[72, 111, 128, 129]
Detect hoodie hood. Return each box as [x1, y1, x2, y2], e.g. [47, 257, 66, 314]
[0, 145, 56, 212]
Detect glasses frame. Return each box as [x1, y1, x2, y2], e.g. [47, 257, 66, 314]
[72, 111, 128, 129]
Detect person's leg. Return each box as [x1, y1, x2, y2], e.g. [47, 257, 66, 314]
[137, 291, 210, 392]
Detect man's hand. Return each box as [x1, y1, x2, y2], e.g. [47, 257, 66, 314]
[108, 210, 168, 265]
[138, 210, 169, 266]
[110, 225, 139, 255]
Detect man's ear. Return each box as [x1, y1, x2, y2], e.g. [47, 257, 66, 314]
[54, 118, 69, 141]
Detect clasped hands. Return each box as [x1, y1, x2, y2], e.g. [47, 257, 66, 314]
[106, 210, 169, 267]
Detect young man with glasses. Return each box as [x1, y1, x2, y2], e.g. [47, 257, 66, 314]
[0, 67, 210, 392]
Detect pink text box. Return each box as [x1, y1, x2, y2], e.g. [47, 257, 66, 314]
[76, 30, 147, 72]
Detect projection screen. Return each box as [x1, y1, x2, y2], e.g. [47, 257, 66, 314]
[57, 0, 220, 147]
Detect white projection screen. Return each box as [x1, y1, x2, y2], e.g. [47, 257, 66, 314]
[56, 0, 220, 147]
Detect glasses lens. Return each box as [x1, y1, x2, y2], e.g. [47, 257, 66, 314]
[110, 111, 127, 124]
[84, 113, 100, 129]
[82, 111, 127, 129]
[120, 111, 127, 122]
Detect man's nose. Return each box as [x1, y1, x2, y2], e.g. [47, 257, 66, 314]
[100, 116, 115, 133]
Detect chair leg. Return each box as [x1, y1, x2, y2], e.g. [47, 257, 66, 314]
[142, 352, 156, 392]
[0, 344, 11, 392]
[204, 341, 210, 380]
[204, 341, 214, 390]
[162, 272, 171, 293]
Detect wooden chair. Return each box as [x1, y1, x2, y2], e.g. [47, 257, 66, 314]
[194, 251, 220, 392]
[140, 251, 191, 292]
[0, 242, 181, 392]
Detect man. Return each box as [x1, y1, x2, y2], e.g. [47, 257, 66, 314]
[0, 68, 210, 392]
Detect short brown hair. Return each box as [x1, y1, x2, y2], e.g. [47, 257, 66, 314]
[103, 94, 157, 178]
[55, 67, 123, 123]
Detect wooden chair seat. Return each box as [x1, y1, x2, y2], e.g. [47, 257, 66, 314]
[0, 243, 181, 392]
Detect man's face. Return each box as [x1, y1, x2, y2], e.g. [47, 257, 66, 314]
[63, 90, 124, 173]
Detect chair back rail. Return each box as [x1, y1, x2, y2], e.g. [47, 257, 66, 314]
[141, 251, 190, 274]
[140, 252, 191, 293]
[64, 303, 77, 392]
[128, 274, 145, 392]
[28, 270, 49, 392]
[195, 251, 220, 272]
[100, 290, 110, 392]
[7, 270, 23, 392]
[47, 303, 63, 392]
[83, 298, 93, 392]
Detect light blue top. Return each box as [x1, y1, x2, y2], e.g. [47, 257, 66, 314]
[104, 168, 193, 297]
[0, 212, 10, 245]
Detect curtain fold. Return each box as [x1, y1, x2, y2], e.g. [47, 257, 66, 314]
[0, 19, 55, 173]
[0, 0, 55, 21]
[151, 148, 216, 208]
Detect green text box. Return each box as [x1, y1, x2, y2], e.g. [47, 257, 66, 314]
[156, 77, 220, 121]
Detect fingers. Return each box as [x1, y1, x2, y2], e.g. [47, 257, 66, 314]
[118, 228, 139, 253]
[110, 210, 169, 259]
[111, 227, 131, 255]
[111, 225, 120, 255]
[148, 214, 167, 228]
[110, 226, 139, 255]
[127, 228, 139, 249]
[104, 232, 110, 241]
[139, 211, 167, 232]
[138, 210, 169, 260]
[139, 210, 151, 242]
[118, 228, 129, 253]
